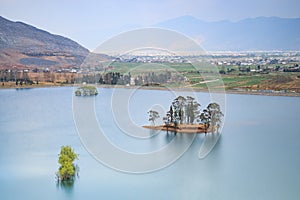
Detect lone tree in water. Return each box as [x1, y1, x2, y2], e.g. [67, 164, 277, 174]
[56, 146, 79, 182]
[148, 110, 160, 126]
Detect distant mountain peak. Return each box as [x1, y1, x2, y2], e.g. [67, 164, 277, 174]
[155, 16, 300, 51]
[157, 15, 206, 25]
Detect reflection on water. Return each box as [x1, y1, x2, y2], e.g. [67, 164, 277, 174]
[56, 166, 80, 196]
[74, 95, 196, 172]
[56, 180, 74, 194]
[56, 180, 75, 200]
[15, 88, 34, 91]
[198, 132, 221, 159]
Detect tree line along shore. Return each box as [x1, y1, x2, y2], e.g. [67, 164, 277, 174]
[1, 81, 300, 97]
[0, 62, 299, 97]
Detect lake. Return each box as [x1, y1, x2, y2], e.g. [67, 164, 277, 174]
[0, 87, 300, 200]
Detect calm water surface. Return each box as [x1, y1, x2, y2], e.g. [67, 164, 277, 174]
[0, 87, 300, 200]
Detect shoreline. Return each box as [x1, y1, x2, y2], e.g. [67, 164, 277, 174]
[143, 124, 212, 134]
[1, 83, 300, 97]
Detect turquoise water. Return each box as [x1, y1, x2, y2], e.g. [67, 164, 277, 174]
[0, 87, 300, 199]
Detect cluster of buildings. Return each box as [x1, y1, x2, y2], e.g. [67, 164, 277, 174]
[210, 51, 300, 70]
[113, 55, 188, 63]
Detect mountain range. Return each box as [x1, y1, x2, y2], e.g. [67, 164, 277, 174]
[155, 15, 300, 51]
[0, 15, 300, 68]
[0, 16, 89, 68]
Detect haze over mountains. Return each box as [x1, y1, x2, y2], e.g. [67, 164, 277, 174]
[0, 15, 299, 68]
[156, 15, 300, 51]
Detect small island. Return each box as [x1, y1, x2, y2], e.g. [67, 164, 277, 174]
[75, 85, 98, 96]
[143, 96, 223, 134]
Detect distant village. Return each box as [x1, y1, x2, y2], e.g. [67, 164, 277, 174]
[0, 51, 299, 87]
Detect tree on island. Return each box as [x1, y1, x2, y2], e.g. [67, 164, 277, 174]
[165, 106, 175, 123]
[199, 103, 223, 133]
[171, 96, 201, 124]
[172, 96, 186, 124]
[207, 103, 224, 133]
[145, 97, 223, 134]
[200, 109, 211, 134]
[148, 110, 160, 126]
[56, 146, 79, 182]
[75, 85, 98, 96]
[185, 96, 201, 124]
[170, 97, 223, 133]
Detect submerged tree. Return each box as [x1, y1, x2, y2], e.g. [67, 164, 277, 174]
[148, 110, 160, 126]
[56, 146, 79, 182]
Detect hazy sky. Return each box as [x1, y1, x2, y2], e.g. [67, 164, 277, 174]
[1, 0, 299, 50]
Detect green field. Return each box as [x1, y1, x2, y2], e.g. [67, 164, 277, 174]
[103, 62, 300, 93]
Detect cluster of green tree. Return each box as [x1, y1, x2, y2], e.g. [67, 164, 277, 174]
[100, 72, 131, 85]
[136, 71, 185, 86]
[219, 66, 236, 74]
[0, 69, 31, 82]
[238, 66, 251, 73]
[15, 79, 35, 86]
[199, 103, 224, 133]
[141, 71, 171, 85]
[77, 72, 130, 85]
[56, 146, 79, 182]
[148, 96, 223, 133]
[283, 64, 300, 72]
[75, 85, 98, 96]
[76, 71, 183, 86]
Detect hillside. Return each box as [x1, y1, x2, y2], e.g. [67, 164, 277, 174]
[0, 16, 89, 68]
[155, 16, 300, 51]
